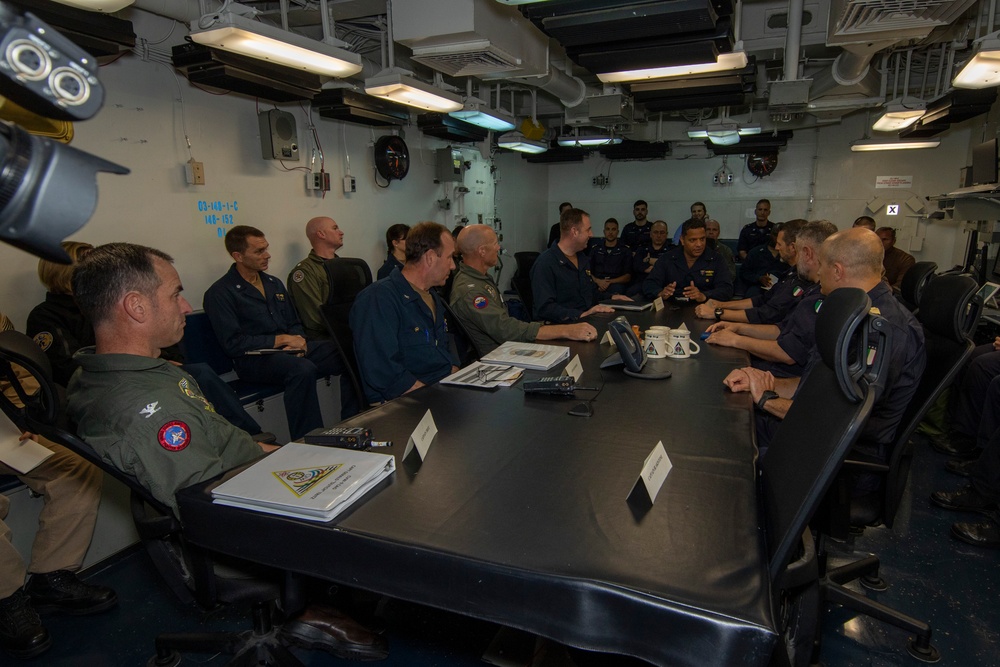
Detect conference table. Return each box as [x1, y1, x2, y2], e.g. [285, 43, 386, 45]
[176, 305, 779, 666]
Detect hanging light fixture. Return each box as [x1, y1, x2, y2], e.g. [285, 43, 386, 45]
[850, 138, 940, 152]
[189, 12, 362, 78]
[598, 50, 748, 84]
[556, 132, 623, 147]
[871, 98, 926, 132]
[449, 99, 516, 132]
[49, 0, 135, 10]
[365, 69, 463, 113]
[953, 32, 1000, 89]
[498, 131, 548, 154]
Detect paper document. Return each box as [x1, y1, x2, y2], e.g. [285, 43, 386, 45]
[0, 416, 54, 474]
[480, 341, 570, 371]
[211, 443, 395, 522]
[599, 298, 653, 311]
[441, 362, 524, 389]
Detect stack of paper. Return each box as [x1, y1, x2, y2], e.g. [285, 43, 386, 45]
[211, 443, 395, 522]
[480, 341, 570, 371]
[441, 362, 524, 389]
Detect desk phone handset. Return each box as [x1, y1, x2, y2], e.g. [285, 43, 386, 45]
[601, 316, 672, 380]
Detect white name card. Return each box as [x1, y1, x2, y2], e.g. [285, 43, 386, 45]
[565, 354, 584, 382]
[628, 441, 672, 505]
[653, 297, 665, 312]
[403, 409, 438, 462]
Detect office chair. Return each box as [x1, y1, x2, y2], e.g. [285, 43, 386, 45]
[323, 257, 372, 305]
[898, 261, 937, 312]
[512, 251, 539, 320]
[441, 300, 483, 366]
[320, 302, 366, 410]
[0, 331, 309, 667]
[760, 287, 887, 667]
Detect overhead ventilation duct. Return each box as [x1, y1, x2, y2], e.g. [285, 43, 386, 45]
[564, 93, 640, 127]
[899, 87, 997, 138]
[705, 130, 793, 155]
[393, 0, 548, 78]
[523, 146, 588, 164]
[598, 139, 671, 161]
[630, 59, 756, 113]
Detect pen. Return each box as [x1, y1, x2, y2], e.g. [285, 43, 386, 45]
[369, 441, 392, 447]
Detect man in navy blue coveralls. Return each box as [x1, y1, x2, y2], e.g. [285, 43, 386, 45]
[204, 225, 357, 440]
[531, 208, 625, 323]
[641, 218, 733, 303]
[350, 222, 459, 404]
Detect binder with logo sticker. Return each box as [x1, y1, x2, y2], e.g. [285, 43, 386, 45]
[210, 443, 395, 521]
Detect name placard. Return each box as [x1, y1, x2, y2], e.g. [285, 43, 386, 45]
[403, 409, 438, 462]
[565, 354, 584, 382]
[627, 441, 672, 507]
[653, 297, 665, 312]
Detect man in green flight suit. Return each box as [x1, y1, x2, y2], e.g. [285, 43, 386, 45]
[449, 225, 597, 354]
[65, 242, 388, 661]
[287, 216, 345, 341]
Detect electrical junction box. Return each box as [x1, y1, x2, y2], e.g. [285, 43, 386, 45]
[343, 176, 356, 193]
[434, 147, 464, 183]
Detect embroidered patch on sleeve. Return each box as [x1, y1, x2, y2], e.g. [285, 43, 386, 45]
[32, 332, 53, 351]
[292, 270, 305, 283]
[158, 421, 191, 451]
[473, 296, 488, 309]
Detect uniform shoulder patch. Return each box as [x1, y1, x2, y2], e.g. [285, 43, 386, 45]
[291, 270, 305, 283]
[32, 332, 53, 351]
[792, 286, 803, 297]
[158, 421, 191, 452]
[814, 299, 824, 313]
[473, 295, 489, 309]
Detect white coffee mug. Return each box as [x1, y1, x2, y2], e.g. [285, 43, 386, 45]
[643, 329, 669, 358]
[667, 328, 701, 358]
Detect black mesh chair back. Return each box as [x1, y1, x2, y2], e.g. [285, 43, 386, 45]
[324, 257, 372, 305]
[760, 287, 884, 583]
[878, 274, 979, 526]
[898, 261, 937, 311]
[441, 299, 483, 365]
[320, 301, 365, 407]
[512, 251, 539, 320]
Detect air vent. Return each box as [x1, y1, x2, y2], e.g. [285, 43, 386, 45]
[829, 0, 977, 44]
[411, 42, 522, 77]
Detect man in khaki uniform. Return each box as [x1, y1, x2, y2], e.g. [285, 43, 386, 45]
[0, 312, 115, 660]
[450, 226, 596, 354]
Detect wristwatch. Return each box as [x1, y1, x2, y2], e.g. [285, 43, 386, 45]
[714, 307, 724, 321]
[756, 390, 779, 410]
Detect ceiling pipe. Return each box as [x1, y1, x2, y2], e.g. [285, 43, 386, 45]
[783, 0, 803, 81]
[505, 58, 587, 108]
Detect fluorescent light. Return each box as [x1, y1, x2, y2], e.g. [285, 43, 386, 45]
[953, 35, 1000, 89]
[556, 135, 623, 147]
[449, 99, 515, 131]
[687, 122, 758, 145]
[850, 138, 940, 152]
[872, 99, 926, 132]
[50, 0, 134, 10]
[597, 51, 748, 84]
[189, 13, 362, 78]
[498, 131, 547, 154]
[365, 70, 463, 113]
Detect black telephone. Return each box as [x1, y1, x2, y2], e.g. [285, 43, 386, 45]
[601, 316, 672, 380]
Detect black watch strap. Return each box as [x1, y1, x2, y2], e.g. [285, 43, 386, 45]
[714, 307, 724, 321]
[756, 390, 779, 410]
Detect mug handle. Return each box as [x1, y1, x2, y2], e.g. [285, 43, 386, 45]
[688, 341, 701, 355]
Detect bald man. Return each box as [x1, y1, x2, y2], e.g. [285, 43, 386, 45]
[450, 225, 597, 354]
[723, 228, 925, 515]
[287, 216, 346, 341]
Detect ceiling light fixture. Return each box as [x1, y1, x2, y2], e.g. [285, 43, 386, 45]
[189, 12, 362, 78]
[597, 50, 748, 84]
[498, 131, 547, 154]
[365, 69, 463, 113]
[850, 138, 940, 152]
[687, 121, 760, 145]
[449, 98, 516, 132]
[872, 98, 926, 132]
[49, 0, 135, 10]
[953, 32, 1000, 89]
[556, 134, 623, 147]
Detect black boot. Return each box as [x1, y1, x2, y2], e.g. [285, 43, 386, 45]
[0, 589, 51, 659]
[24, 570, 118, 615]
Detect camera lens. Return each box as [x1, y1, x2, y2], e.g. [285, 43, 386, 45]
[6, 38, 51, 81]
[49, 67, 90, 106]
